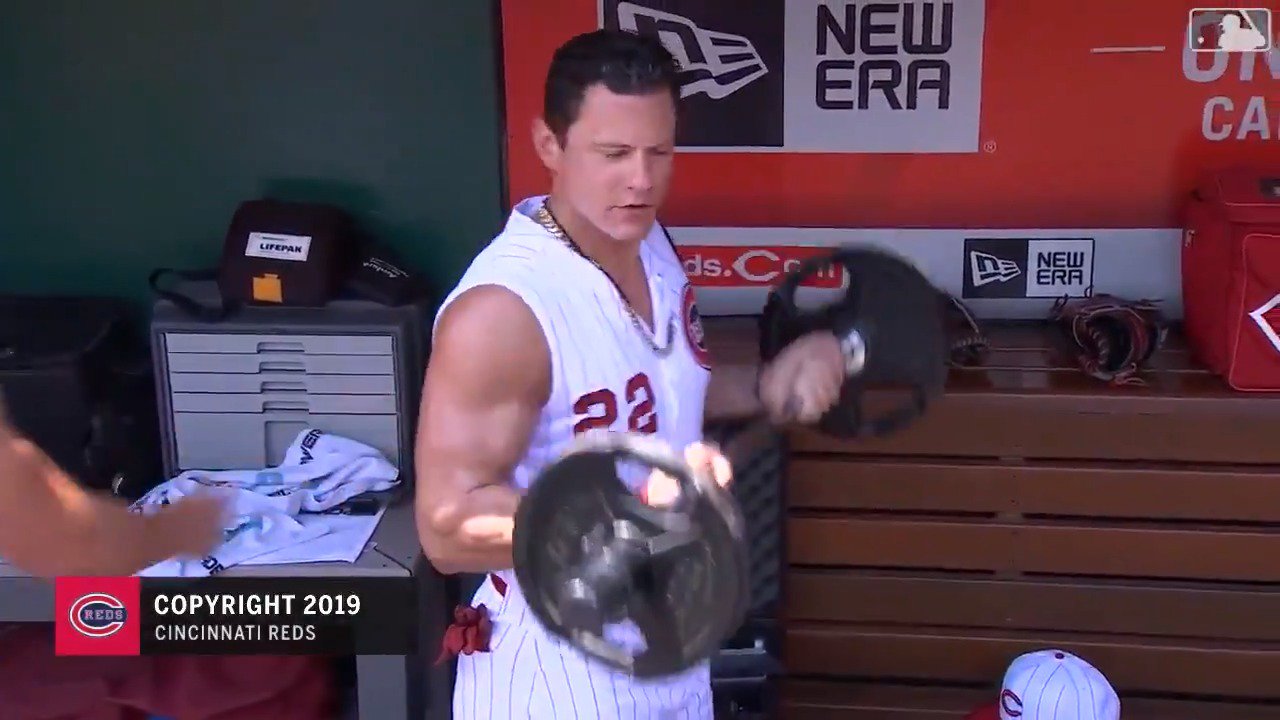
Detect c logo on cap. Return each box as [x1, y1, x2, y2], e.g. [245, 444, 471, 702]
[1000, 689, 1023, 717]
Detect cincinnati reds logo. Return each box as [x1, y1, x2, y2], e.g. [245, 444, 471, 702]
[681, 284, 712, 370]
[68, 593, 128, 639]
[1000, 689, 1024, 718]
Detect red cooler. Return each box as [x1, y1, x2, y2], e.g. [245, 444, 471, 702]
[1182, 169, 1280, 391]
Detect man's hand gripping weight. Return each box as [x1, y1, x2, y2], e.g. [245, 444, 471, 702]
[415, 284, 849, 572]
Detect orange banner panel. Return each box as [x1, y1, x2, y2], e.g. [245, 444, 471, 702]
[500, 1, 1280, 229]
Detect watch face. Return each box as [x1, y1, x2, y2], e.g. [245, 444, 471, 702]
[839, 329, 866, 376]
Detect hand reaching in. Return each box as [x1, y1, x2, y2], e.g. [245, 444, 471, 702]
[144, 491, 230, 560]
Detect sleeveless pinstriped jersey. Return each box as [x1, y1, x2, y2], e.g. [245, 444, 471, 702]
[433, 195, 714, 719]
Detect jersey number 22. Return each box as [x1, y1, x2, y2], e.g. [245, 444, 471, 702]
[572, 372, 657, 436]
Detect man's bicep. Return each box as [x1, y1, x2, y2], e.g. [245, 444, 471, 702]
[416, 286, 550, 498]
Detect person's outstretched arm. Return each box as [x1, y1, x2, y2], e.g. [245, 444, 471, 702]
[0, 405, 225, 578]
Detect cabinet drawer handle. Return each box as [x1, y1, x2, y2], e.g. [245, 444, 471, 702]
[261, 381, 306, 392]
[263, 400, 309, 411]
[259, 361, 305, 372]
[257, 341, 305, 353]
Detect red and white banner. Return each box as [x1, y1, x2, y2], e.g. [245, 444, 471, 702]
[499, 0, 1280, 316]
[499, 0, 1280, 226]
[678, 245, 845, 289]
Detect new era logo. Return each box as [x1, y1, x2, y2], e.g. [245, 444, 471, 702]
[961, 237, 1095, 300]
[600, 0, 984, 152]
[969, 251, 1021, 287]
[600, 0, 784, 148]
[1188, 8, 1273, 52]
[615, 1, 767, 100]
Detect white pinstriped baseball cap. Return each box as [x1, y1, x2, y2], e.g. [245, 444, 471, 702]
[967, 649, 1120, 720]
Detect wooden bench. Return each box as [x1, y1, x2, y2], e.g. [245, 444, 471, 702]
[703, 318, 1280, 720]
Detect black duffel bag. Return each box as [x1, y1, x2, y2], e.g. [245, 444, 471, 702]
[0, 296, 162, 498]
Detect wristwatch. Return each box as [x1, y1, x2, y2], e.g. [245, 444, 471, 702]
[838, 327, 867, 377]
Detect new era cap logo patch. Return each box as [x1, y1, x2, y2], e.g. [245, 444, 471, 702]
[969, 251, 1021, 287]
[616, 1, 767, 100]
[601, 0, 785, 148]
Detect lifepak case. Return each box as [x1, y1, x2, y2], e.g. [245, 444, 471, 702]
[1181, 169, 1280, 391]
[149, 198, 357, 320]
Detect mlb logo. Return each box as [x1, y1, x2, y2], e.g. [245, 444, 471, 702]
[1188, 8, 1273, 52]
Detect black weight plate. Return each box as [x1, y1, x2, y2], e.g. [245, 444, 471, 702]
[626, 467, 747, 678]
[765, 246, 948, 438]
[513, 450, 631, 632]
[834, 249, 947, 388]
[513, 440, 749, 678]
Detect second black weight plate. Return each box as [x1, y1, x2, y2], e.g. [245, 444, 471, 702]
[513, 436, 750, 678]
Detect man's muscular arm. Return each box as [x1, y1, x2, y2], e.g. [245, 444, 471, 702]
[0, 409, 225, 577]
[415, 285, 550, 575]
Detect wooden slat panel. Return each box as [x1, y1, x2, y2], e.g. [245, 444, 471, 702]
[790, 518, 1010, 571]
[789, 518, 1280, 581]
[703, 318, 1280, 463]
[788, 458, 1280, 522]
[785, 625, 1280, 697]
[787, 393, 1280, 463]
[781, 680, 1280, 720]
[782, 682, 989, 720]
[787, 572, 1280, 641]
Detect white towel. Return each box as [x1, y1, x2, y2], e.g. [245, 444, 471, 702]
[131, 428, 401, 577]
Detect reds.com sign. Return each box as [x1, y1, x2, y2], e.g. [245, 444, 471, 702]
[677, 245, 845, 288]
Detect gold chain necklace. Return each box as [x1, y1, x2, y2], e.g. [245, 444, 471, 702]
[534, 202, 674, 357]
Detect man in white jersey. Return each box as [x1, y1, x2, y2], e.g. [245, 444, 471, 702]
[0, 397, 225, 577]
[416, 29, 850, 719]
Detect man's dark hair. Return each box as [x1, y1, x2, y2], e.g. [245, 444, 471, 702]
[543, 29, 681, 143]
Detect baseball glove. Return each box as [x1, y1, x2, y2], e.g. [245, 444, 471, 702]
[1049, 294, 1168, 386]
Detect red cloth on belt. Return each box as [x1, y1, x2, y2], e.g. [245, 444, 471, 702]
[0, 624, 335, 720]
[435, 573, 506, 665]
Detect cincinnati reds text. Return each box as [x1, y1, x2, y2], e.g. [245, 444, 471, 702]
[153, 623, 318, 643]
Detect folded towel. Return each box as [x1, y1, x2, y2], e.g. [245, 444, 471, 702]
[131, 428, 400, 576]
